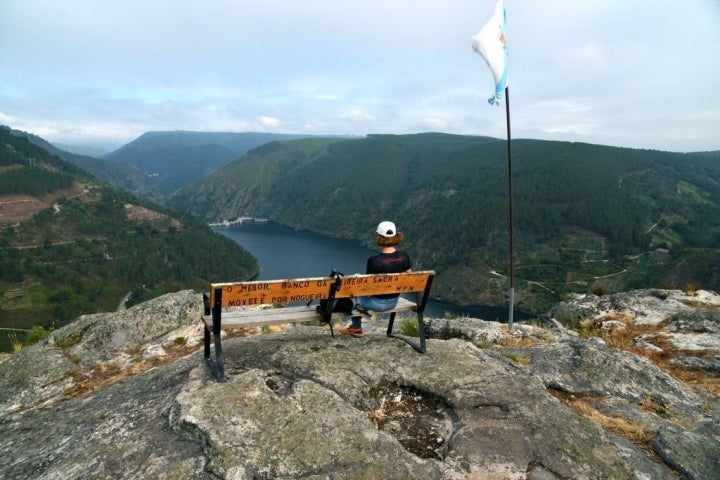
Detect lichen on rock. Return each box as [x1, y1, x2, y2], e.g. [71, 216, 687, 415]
[0, 289, 718, 479]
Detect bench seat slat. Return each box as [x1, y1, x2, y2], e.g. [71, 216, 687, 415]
[202, 297, 419, 329]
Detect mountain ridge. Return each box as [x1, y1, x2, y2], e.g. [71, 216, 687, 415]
[4, 125, 720, 320]
[104, 131, 324, 196]
[167, 133, 720, 311]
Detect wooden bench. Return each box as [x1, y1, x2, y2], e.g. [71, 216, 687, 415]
[202, 270, 435, 381]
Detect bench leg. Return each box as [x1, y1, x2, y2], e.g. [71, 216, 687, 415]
[386, 311, 426, 354]
[210, 305, 226, 381]
[203, 326, 226, 382]
[204, 326, 211, 360]
[387, 312, 396, 336]
[203, 300, 226, 382]
[203, 333, 226, 381]
[213, 332, 225, 382]
[417, 312, 427, 353]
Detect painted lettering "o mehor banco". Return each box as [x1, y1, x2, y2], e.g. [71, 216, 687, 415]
[224, 283, 271, 293]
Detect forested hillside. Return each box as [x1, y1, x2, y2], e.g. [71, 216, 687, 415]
[7, 127, 163, 203]
[168, 133, 720, 311]
[104, 131, 315, 196]
[0, 127, 258, 351]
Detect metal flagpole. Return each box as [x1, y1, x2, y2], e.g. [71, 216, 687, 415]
[471, 0, 512, 327]
[504, 85, 515, 330]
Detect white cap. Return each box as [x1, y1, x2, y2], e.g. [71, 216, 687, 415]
[376, 221, 397, 238]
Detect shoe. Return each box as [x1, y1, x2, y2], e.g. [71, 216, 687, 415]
[338, 326, 364, 338]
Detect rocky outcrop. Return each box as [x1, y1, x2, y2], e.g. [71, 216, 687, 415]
[1, 289, 719, 479]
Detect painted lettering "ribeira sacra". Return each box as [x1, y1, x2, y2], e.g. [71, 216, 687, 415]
[372, 275, 400, 283]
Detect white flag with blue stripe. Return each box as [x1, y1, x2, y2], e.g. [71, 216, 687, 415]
[472, 0, 508, 106]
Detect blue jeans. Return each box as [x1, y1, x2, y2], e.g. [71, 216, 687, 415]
[350, 296, 399, 328]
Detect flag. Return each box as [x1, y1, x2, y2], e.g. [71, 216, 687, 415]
[472, 0, 508, 106]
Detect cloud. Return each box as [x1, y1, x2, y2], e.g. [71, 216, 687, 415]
[0, 112, 17, 125]
[561, 42, 608, 70]
[0, 0, 718, 152]
[260, 116, 280, 128]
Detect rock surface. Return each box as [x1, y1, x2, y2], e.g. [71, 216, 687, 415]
[1, 289, 719, 479]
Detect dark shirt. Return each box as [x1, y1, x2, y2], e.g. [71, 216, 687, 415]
[366, 250, 412, 298]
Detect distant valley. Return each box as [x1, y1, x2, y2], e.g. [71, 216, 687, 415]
[3, 125, 720, 351]
[166, 133, 720, 312]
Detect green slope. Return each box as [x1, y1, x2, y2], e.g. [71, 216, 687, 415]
[0, 127, 258, 351]
[168, 133, 720, 311]
[104, 131, 318, 195]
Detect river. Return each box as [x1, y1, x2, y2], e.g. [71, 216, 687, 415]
[214, 221, 532, 322]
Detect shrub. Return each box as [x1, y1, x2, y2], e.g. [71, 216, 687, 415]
[9, 332, 23, 353]
[400, 317, 419, 337]
[26, 325, 50, 345]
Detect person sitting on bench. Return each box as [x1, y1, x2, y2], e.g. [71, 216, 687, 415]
[339, 220, 412, 338]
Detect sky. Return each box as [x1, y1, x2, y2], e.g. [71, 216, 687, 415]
[1, 0, 719, 153]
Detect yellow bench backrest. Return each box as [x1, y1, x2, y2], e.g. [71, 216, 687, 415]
[209, 270, 435, 308]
